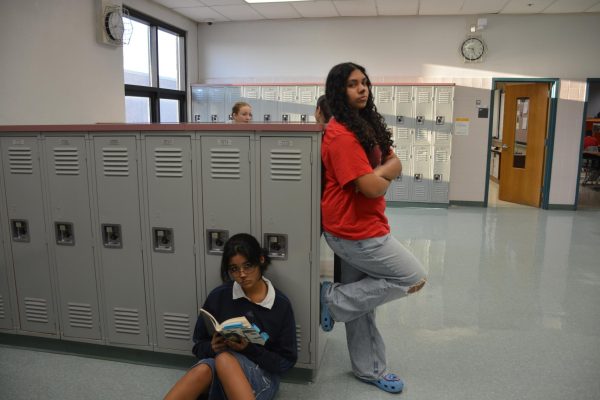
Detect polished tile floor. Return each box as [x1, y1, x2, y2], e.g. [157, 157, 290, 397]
[1, 206, 599, 399]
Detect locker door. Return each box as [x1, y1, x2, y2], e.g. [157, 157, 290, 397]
[261, 86, 279, 122]
[201, 136, 252, 296]
[374, 86, 395, 126]
[208, 87, 226, 122]
[317, 86, 325, 99]
[226, 86, 243, 121]
[0, 137, 57, 335]
[242, 86, 261, 122]
[145, 136, 196, 351]
[414, 86, 434, 145]
[279, 86, 298, 122]
[260, 136, 313, 365]
[411, 145, 432, 202]
[297, 86, 318, 123]
[191, 86, 209, 122]
[431, 145, 451, 204]
[44, 136, 101, 340]
[0, 218, 13, 330]
[394, 86, 414, 146]
[388, 145, 411, 202]
[93, 136, 149, 346]
[434, 86, 454, 127]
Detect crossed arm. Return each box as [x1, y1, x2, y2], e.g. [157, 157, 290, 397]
[354, 149, 402, 198]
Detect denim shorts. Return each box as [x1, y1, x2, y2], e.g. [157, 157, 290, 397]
[193, 352, 279, 400]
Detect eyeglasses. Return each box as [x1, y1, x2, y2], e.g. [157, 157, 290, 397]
[227, 262, 258, 275]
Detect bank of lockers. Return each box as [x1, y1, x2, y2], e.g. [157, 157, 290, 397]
[191, 83, 454, 204]
[0, 129, 322, 370]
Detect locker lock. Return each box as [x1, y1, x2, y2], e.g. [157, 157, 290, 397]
[194, 114, 201, 122]
[55, 222, 75, 246]
[396, 115, 404, 124]
[282, 114, 289, 122]
[264, 233, 288, 260]
[102, 224, 123, 249]
[207, 229, 229, 255]
[414, 173, 423, 182]
[10, 219, 30, 242]
[300, 114, 307, 123]
[153, 227, 174, 253]
[416, 116, 425, 125]
[436, 116, 445, 125]
[264, 114, 271, 122]
[211, 114, 218, 122]
[434, 174, 442, 182]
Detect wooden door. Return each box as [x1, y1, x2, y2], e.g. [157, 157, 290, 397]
[499, 83, 549, 207]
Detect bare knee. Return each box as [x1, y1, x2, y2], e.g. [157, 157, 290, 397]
[215, 352, 237, 372]
[189, 363, 212, 380]
[408, 278, 426, 294]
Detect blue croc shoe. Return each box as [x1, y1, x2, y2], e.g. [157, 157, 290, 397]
[320, 281, 335, 332]
[363, 373, 404, 394]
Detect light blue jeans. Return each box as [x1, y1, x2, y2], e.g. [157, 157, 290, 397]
[323, 232, 426, 381]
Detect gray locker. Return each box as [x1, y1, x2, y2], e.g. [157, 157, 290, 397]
[279, 86, 298, 122]
[297, 85, 318, 123]
[201, 136, 252, 295]
[411, 145, 432, 202]
[191, 86, 209, 123]
[431, 145, 451, 203]
[434, 86, 454, 127]
[374, 86, 395, 126]
[92, 135, 149, 346]
[259, 136, 313, 365]
[395, 86, 415, 129]
[414, 86, 434, 145]
[387, 145, 411, 202]
[0, 136, 57, 335]
[260, 86, 279, 122]
[145, 135, 196, 351]
[207, 87, 226, 123]
[226, 86, 243, 121]
[0, 212, 13, 330]
[44, 136, 101, 340]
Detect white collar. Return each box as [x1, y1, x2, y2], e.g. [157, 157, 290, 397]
[232, 277, 275, 310]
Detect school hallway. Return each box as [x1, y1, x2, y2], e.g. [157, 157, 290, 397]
[1, 206, 599, 400]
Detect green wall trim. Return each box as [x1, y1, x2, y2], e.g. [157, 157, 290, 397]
[449, 200, 486, 207]
[386, 201, 449, 208]
[547, 204, 577, 211]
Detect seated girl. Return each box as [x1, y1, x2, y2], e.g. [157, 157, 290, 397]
[164, 233, 297, 400]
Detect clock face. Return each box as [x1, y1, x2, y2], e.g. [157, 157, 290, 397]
[461, 37, 485, 61]
[105, 11, 125, 41]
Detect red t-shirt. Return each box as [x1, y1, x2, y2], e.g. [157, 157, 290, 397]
[321, 118, 390, 240]
[584, 135, 599, 149]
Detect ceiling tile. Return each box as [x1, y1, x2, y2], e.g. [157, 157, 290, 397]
[201, 0, 245, 5]
[500, 0, 555, 14]
[419, 0, 464, 15]
[460, 0, 507, 14]
[292, 1, 340, 18]
[375, 0, 418, 16]
[333, 0, 377, 17]
[543, 0, 600, 13]
[152, 0, 206, 8]
[212, 4, 265, 20]
[250, 3, 302, 19]
[173, 6, 230, 21]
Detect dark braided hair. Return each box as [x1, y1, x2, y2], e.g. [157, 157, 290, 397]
[325, 62, 393, 163]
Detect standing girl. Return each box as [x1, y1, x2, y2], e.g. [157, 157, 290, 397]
[320, 62, 427, 394]
[164, 233, 297, 400]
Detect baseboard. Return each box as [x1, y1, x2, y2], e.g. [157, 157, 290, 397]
[547, 204, 577, 210]
[386, 201, 449, 208]
[448, 200, 486, 207]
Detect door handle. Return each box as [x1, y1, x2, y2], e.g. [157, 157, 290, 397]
[501, 144, 509, 149]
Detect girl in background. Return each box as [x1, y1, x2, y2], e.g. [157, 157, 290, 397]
[320, 62, 426, 394]
[231, 102, 253, 123]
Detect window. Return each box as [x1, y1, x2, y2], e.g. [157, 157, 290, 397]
[123, 9, 186, 123]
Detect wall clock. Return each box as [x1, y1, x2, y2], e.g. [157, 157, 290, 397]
[460, 36, 486, 63]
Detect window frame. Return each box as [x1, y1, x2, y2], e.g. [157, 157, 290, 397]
[123, 7, 187, 123]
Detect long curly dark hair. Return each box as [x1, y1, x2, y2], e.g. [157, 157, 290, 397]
[325, 62, 392, 163]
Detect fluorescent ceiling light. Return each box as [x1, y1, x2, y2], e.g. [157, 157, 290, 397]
[245, 0, 310, 3]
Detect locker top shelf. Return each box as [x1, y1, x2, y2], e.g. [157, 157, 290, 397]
[0, 123, 325, 134]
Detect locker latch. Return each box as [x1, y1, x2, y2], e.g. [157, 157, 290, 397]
[153, 227, 174, 253]
[264, 233, 288, 260]
[211, 114, 218, 122]
[102, 224, 123, 249]
[207, 229, 229, 255]
[263, 114, 271, 122]
[10, 219, 30, 242]
[55, 222, 75, 246]
[300, 114, 307, 123]
[414, 173, 423, 182]
[434, 174, 442, 182]
[396, 116, 404, 124]
[436, 116, 445, 125]
[416, 116, 425, 125]
[194, 114, 201, 122]
[282, 114, 289, 122]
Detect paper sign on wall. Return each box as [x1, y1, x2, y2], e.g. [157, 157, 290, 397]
[454, 118, 470, 136]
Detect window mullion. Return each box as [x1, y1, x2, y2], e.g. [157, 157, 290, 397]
[150, 26, 159, 89]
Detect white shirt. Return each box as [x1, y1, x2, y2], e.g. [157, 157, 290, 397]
[232, 277, 275, 310]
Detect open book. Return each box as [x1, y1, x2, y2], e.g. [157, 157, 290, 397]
[199, 308, 269, 345]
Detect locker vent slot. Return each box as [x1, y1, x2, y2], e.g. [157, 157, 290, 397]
[243, 87, 260, 100]
[270, 149, 302, 181]
[191, 88, 207, 102]
[262, 89, 278, 101]
[0, 294, 4, 319]
[54, 147, 80, 175]
[8, 147, 33, 174]
[377, 89, 393, 103]
[417, 90, 431, 103]
[299, 89, 313, 104]
[114, 307, 141, 334]
[416, 129, 430, 142]
[437, 90, 451, 104]
[210, 148, 241, 179]
[24, 297, 49, 323]
[397, 90, 411, 103]
[68, 302, 93, 329]
[296, 324, 302, 352]
[415, 148, 429, 162]
[102, 147, 129, 177]
[163, 312, 191, 340]
[209, 87, 225, 102]
[435, 149, 450, 162]
[280, 89, 296, 103]
[414, 185, 426, 197]
[436, 131, 451, 142]
[396, 127, 410, 140]
[396, 147, 410, 162]
[155, 148, 183, 178]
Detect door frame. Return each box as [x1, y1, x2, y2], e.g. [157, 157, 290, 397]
[574, 77, 600, 208]
[484, 78, 560, 209]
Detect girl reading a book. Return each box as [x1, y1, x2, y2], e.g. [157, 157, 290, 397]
[164, 233, 297, 400]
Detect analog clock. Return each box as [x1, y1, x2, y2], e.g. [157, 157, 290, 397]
[104, 9, 125, 42]
[460, 37, 486, 62]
